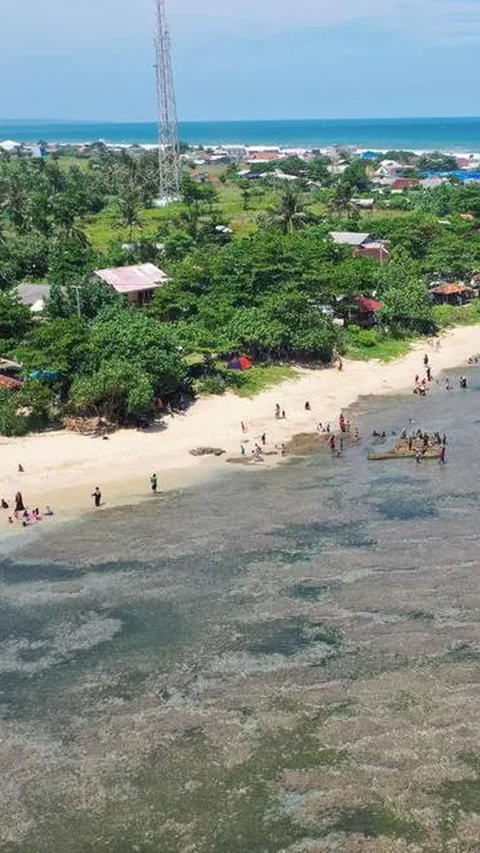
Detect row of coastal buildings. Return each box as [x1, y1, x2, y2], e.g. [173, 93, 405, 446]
[3, 138, 480, 186]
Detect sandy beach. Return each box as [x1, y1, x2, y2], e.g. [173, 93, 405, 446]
[1, 324, 479, 528]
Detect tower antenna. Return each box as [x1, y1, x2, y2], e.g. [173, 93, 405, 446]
[155, 0, 180, 202]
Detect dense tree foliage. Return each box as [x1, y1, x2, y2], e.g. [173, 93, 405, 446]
[1, 145, 480, 435]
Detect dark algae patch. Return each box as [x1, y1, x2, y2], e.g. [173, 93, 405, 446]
[234, 617, 342, 657]
[289, 581, 339, 601]
[330, 803, 426, 843]
[376, 497, 439, 521]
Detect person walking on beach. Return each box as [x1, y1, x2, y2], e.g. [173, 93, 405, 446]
[424, 354, 429, 367]
[275, 404, 281, 419]
[261, 432, 266, 445]
[92, 487, 102, 508]
[150, 473, 158, 494]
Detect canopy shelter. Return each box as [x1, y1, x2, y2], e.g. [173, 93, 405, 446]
[351, 296, 384, 328]
[431, 283, 475, 305]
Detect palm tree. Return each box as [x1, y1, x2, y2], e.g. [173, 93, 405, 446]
[115, 184, 144, 239]
[327, 181, 359, 220]
[264, 184, 310, 234]
[1, 176, 29, 232]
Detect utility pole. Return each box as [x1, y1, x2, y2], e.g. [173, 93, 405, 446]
[155, 0, 181, 203]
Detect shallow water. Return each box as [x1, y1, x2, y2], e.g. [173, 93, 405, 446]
[2, 368, 480, 851]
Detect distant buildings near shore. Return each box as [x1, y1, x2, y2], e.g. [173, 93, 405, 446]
[2, 137, 480, 185]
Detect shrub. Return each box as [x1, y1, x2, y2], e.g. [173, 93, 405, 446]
[347, 325, 378, 348]
[197, 376, 227, 395]
[0, 392, 29, 437]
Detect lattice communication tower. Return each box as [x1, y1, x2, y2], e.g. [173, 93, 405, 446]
[155, 0, 180, 201]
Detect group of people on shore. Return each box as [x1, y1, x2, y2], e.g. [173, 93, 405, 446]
[414, 353, 470, 396]
[239, 398, 359, 464]
[1, 490, 54, 527]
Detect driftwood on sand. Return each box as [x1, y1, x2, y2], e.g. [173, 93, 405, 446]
[189, 447, 225, 457]
[63, 417, 116, 436]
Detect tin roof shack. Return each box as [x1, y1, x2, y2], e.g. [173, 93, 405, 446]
[431, 283, 475, 306]
[93, 263, 168, 307]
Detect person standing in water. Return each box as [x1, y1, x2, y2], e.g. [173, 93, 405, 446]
[92, 487, 102, 508]
[150, 473, 158, 494]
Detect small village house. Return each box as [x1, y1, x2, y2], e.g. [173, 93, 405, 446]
[329, 232, 390, 263]
[93, 263, 169, 307]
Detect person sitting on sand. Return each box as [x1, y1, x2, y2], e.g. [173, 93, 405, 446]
[1, 499, 8, 510]
[305, 401, 311, 411]
[44, 506, 54, 516]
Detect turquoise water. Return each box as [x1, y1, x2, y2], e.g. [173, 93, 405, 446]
[2, 116, 480, 150]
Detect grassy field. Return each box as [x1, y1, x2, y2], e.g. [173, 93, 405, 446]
[345, 335, 415, 363]
[232, 364, 299, 397]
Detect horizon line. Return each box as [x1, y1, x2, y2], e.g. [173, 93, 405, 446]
[2, 114, 480, 125]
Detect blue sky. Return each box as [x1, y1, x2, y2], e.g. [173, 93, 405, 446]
[1, 0, 480, 120]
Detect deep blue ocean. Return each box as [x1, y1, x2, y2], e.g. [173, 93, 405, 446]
[2, 116, 480, 150]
